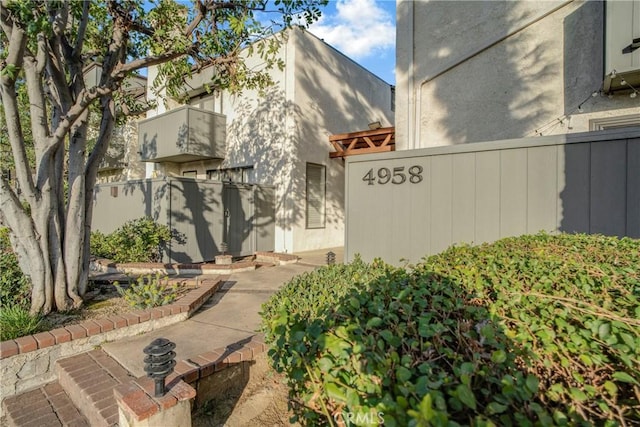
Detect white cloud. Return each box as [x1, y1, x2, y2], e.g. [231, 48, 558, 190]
[309, 0, 395, 60]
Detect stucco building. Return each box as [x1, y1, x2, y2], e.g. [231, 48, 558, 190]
[344, 0, 639, 264]
[395, 0, 639, 149]
[96, 28, 394, 256]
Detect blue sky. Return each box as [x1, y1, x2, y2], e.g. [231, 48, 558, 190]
[307, 0, 396, 85]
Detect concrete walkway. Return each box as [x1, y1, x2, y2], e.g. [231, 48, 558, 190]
[102, 247, 343, 377]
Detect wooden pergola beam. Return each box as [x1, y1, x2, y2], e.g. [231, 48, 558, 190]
[329, 127, 395, 159]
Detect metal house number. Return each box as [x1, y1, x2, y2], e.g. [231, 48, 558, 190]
[362, 165, 424, 185]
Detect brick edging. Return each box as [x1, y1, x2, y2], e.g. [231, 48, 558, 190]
[172, 333, 268, 384]
[113, 334, 268, 422]
[0, 276, 227, 359]
[92, 251, 299, 275]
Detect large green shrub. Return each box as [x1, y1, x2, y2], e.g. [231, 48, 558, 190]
[420, 233, 640, 425]
[90, 217, 172, 263]
[0, 227, 31, 309]
[261, 233, 640, 426]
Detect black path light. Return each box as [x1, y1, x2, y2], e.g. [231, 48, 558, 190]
[326, 251, 336, 265]
[143, 338, 176, 397]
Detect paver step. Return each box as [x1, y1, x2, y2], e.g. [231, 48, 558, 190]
[2, 381, 89, 427]
[56, 349, 136, 427]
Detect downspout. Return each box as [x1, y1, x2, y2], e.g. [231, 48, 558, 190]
[412, 0, 574, 147]
[282, 30, 292, 253]
[405, 0, 416, 150]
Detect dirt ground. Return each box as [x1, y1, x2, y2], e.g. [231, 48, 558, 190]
[192, 368, 298, 427]
[41, 278, 189, 329]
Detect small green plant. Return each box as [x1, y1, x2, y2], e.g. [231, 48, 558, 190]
[90, 217, 172, 263]
[0, 227, 31, 309]
[0, 305, 43, 341]
[115, 273, 179, 309]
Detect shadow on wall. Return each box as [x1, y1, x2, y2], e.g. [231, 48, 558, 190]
[560, 137, 640, 239]
[285, 33, 394, 232]
[168, 179, 221, 263]
[562, 2, 603, 116]
[225, 87, 303, 235]
[425, 1, 556, 144]
[417, 2, 640, 241]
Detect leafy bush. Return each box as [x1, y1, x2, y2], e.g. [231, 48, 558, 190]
[115, 273, 179, 309]
[0, 227, 31, 309]
[0, 305, 43, 341]
[90, 217, 171, 263]
[261, 233, 640, 426]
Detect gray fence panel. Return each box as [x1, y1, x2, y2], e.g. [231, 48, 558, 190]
[93, 178, 274, 264]
[223, 184, 254, 257]
[527, 146, 558, 234]
[254, 186, 276, 252]
[500, 149, 528, 238]
[430, 156, 453, 255]
[345, 128, 640, 265]
[474, 151, 501, 244]
[558, 143, 590, 233]
[590, 141, 628, 237]
[92, 179, 169, 235]
[168, 179, 224, 264]
[452, 153, 476, 244]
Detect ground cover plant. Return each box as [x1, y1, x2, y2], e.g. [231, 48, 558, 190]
[114, 273, 181, 309]
[261, 233, 640, 426]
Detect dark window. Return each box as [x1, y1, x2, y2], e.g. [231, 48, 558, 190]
[306, 163, 326, 229]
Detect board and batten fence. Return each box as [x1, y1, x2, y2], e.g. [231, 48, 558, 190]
[93, 178, 275, 264]
[345, 127, 640, 265]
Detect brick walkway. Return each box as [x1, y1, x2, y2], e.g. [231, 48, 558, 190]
[3, 349, 133, 427]
[1, 252, 326, 426]
[2, 381, 89, 427]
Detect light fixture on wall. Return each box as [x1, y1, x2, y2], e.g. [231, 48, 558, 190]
[533, 69, 639, 136]
[368, 121, 382, 130]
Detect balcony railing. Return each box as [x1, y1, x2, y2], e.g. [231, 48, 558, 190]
[138, 106, 226, 163]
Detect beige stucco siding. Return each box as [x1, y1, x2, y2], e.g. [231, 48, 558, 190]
[397, 0, 639, 149]
[288, 29, 394, 252]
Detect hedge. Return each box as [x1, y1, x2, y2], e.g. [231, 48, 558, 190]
[261, 233, 640, 426]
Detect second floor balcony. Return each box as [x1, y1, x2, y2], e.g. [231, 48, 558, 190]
[138, 106, 226, 163]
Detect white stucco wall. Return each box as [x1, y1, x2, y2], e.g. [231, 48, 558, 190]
[396, 0, 640, 149]
[289, 29, 395, 252]
[123, 29, 393, 254]
[208, 28, 394, 253]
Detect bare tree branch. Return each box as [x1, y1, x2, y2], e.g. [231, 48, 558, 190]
[73, 1, 90, 58]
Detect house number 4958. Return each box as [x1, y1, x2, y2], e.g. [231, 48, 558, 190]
[362, 165, 424, 185]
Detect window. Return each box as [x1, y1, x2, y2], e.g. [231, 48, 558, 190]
[590, 115, 640, 131]
[207, 166, 254, 183]
[306, 163, 326, 229]
[182, 170, 197, 178]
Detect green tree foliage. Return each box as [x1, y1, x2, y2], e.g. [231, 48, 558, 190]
[262, 233, 640, 426]
[0, 0, 327, 314]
